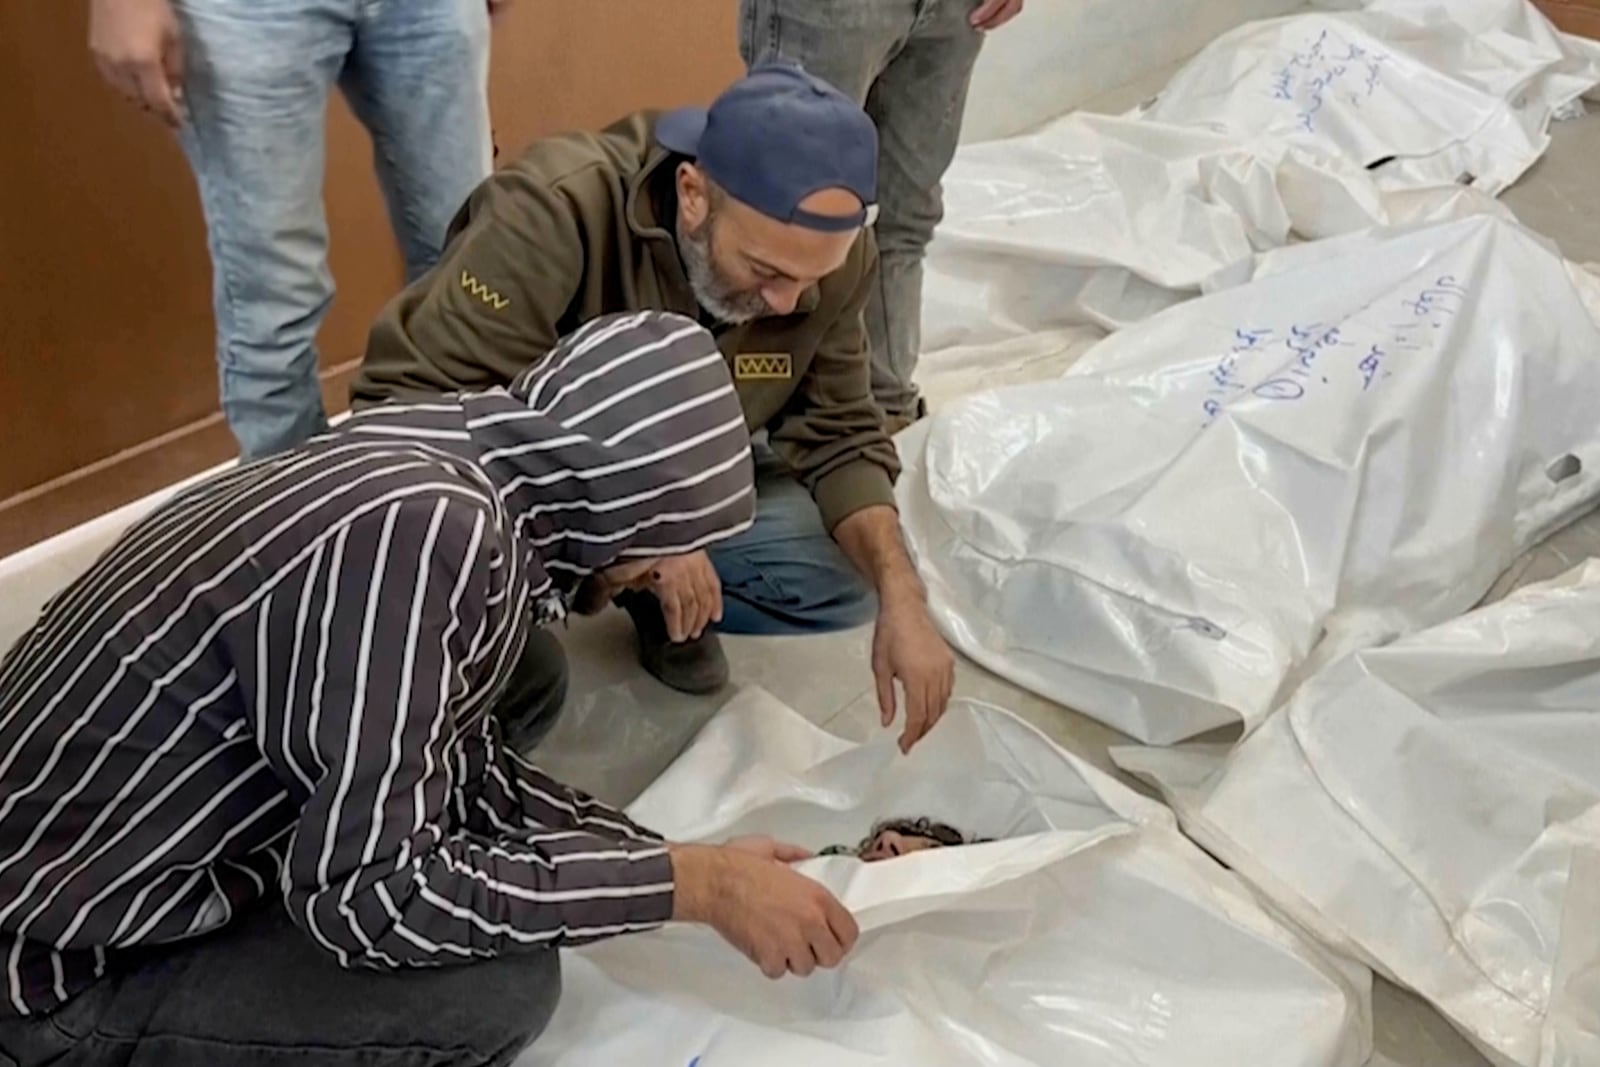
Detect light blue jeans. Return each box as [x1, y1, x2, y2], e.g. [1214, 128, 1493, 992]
[174, 0, 493, 460]
[707, 447, 877, 636]
[740, 0, 985, 423]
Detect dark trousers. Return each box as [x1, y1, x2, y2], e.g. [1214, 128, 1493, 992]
[495, 626, 571, 753]
[0, 629, 573, 1067]
[0, 906, 560, 1067]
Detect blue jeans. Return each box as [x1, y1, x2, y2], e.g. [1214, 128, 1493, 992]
[174, 0, 493, 460]
[740, 0, 984, 422]
[707, 448, 877, 636]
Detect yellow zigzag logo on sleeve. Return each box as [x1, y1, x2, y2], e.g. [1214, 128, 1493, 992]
[459, 270, 510, 311]
[733, 353, 792, 380]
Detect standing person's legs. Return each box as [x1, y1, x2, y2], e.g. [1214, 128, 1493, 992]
[738, 0, 908, 102]
[343, 0, 494, 283]
[0, 905, 561, 1067]
[173, 0, 350, 460]
[863, 1, 985, 429]
[706, 447, 876, 636]
[740, 0, 985, 430]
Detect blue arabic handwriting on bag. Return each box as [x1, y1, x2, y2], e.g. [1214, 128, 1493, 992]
[1202, 276, 1470, 423]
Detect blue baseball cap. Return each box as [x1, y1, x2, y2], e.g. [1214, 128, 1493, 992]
[657, 61, 879, 233]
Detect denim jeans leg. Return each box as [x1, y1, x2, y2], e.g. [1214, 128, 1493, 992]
[706, 449, 876, 636]
[344, 0, 493, 282]
[739, 0, 985, 423]
[172, 0, 350, 460]
[865, 0, 986, 421]
[738, 0, 911, 100]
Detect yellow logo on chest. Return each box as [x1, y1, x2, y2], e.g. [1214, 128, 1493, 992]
[734, 353, 792, 381]
[460, 270, 510, 311]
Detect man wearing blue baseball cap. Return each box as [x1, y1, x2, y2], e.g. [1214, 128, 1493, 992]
[354, 62, 956, 754]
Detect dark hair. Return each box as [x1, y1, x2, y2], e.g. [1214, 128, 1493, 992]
[860, 817, 974, 852]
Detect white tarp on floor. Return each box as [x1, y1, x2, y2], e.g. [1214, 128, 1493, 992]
[520, 689, 1372, 1067]
[898, 216, 1600, 744]
[1117, 560, 1600, 1067]
[920, 0, 1600, 354]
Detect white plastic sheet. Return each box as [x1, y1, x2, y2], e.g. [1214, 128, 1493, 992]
[919, 0, 1600, 355]
[1117, 560, 1600, 1067]
[914, 327, 1107, 417]
[1144, 0, 1600, 195]
[899, 216, 1600, 744]
[920, 112, 1386, 348]
[520, 689, 1373, 1067]
[956, 0, 1305, 144]
[1485, 505, 1600, 604]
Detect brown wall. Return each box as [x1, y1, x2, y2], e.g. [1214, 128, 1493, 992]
[1535, 0, 1600, 37]
[0, 1, 742, 556]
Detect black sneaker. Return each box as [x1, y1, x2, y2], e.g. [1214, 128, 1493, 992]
[615, 590, 730, 695]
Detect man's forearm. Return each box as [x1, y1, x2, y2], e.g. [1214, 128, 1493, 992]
[833, 505, 923, 606]
[834, 506, 956, 752]
[504, 747, 662, 844]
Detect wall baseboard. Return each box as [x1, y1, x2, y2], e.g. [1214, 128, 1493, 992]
[0, 362, 359, 560]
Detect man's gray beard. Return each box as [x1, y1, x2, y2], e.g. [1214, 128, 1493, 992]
[677, 216, 769, 325]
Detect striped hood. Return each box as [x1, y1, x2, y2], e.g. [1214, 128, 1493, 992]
[460, 311, 755, 586]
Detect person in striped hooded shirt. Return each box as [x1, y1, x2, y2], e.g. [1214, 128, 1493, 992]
[0, 311, 859, 1067]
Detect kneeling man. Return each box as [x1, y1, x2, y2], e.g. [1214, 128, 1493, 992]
[354, 62, 955, 751]
[0, 314, 856, 1067]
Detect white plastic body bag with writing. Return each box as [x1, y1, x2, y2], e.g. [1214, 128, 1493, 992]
[517, 690, 1372, 1067]
[1143, 0, 1600, 196]
[897, 216, 1600, 744]
[1117, 560, 1600, 1067]
[917, 0, 1600, 353]
[918, 111, 1382, 347]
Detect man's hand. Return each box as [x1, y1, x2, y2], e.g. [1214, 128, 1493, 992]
[647, 551, 723, 643]
[90, 0, 186, 129]
[833, 505, 956, 753]
[971, 0, 1024, 31]
[670, 844, 858, 979]
[872, 591, 955, 754]
[724, 835, 813, 863]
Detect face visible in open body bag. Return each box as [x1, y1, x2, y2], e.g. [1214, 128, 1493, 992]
[818, 817, 981, 861]
[517, 689, 1373, 1067]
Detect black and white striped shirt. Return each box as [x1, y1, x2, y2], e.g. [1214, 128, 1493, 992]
[0, 312, 754, 1017]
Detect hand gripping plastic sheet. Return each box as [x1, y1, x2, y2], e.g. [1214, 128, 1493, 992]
[518, 689, 1373, 1067]
[897, 216, 1600, 744]
[1143, 0, 1600, 196]
[1117, 560, 1600, 1067]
